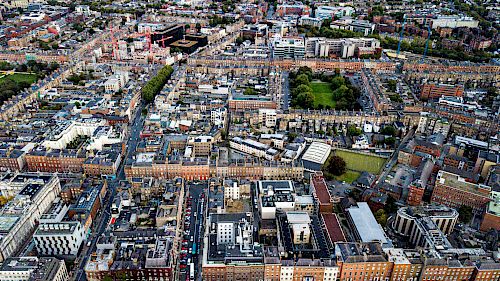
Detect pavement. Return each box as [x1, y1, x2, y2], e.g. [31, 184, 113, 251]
[282, 71, 290, 110]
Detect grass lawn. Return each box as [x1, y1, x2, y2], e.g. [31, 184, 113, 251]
[335, 150, 387, 174]
[310, 81, 335, 108]
[335, 170, 361, 183]
[0, 73, 38, 84]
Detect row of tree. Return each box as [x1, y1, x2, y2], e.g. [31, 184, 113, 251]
[327, 75, 360, 110]
[289, 67, 315, 109]
[141, 65, 174, 103]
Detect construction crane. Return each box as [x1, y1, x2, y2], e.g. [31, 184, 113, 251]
[421, 22, 432, 63]
[127, 32, 172, 50]
[396, 14, 407, 56]
[99, 23, 121, 61]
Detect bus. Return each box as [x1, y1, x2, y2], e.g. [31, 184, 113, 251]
[189, 263, 195, 280]
[192, 243, 197, 255]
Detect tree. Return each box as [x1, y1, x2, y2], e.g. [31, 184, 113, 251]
[326, 155, 346, 176]
[243, 88, 256, 95]
[331, 76, 345, 90]
[387, 80, 397, 92]
[288, 132, 297, 142]
[296, 91, 315, 109]
[380, 125, 396, 136]
[293, 74, 311, 87]
[458, 206, 473, 223]
[293, 84, 313, 96]
[142, 65, 174, 103]
[347, 125, 362, 136]
[384, 137, 396, 146]
[374, 209, 388, 225]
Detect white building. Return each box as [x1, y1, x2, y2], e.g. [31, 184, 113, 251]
[305, 37, 380, 58]
[224, 180, 240, 200]
[86, 126, 123, 151]
[34, 222, 85, 256]
[330, 19, 375, 36]
[0, 174, 61, 262]
[258, 108, 277, 128]
[75, 5, 91, 15]
[43, 119, 106, 150]
[211, 107, 227, 127]
[315, 6, 354, 20]
[298, 16, 323, 27]
[287, 211, 311, 245]
[272, 37, 306, 59]
[137, 23, 166, 33]
[431, 16, 479, 29]
[258, 180, 295, 219]
[301, 142, 332, 172]
[0, 256, 68, 281]
[104, 72, 129, 92]
[229, 137, 279, 160]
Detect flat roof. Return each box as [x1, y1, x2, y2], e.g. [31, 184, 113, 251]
[301, 142, 331, 165]
[311, 173, 331, 205]
[322, 213, 346, 243]
[347, 202, 389, 245]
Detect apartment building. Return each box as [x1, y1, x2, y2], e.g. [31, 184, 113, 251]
[276, 4, 311, 17]
[305, 37, 380, 58]
[272, 37, 306, 59]
[33, 222, 85, 256]
[393, 205, 458, 250]
[420, 83, 464, 100]
[229, 137, 279, 161]
[0, 256, 69, 281]
[432, 170, 492, 213]
[335, 242, 393, 281]
[0, 174, 61, 262]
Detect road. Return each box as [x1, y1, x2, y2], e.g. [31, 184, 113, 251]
[73, 101, 145, 281]
[376, 128, 415, 187]
[282, 71, 290, 110]
[179, 183, 206, 281]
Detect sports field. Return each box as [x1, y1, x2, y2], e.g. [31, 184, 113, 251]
[310, 81, 335, 108]
[335, 149, 387, 174]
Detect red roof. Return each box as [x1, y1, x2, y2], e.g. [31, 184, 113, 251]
[312, 173, 331, 204]
[322, 213, 346, 243]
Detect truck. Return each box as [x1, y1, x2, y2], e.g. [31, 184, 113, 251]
[189, 263, 195, 280]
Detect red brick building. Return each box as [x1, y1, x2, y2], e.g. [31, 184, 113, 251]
[420, 83, 464, 100]
[431, 170, 491, 213]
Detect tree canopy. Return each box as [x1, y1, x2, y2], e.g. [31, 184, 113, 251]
[141, 65, 174, 103]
